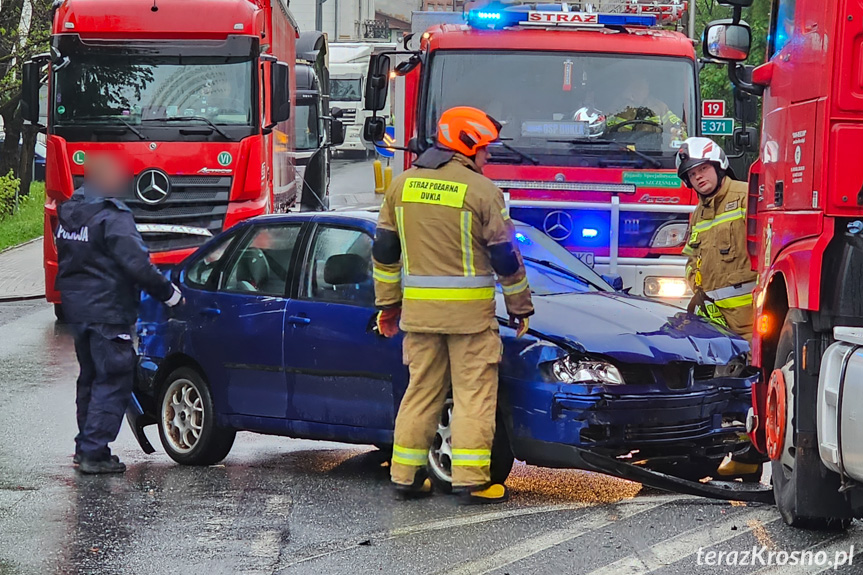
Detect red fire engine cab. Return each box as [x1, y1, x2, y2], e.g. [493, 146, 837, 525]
[365, 0, 702, 304]
[707, 0, 863, 528]
[21, 0, 298, 319]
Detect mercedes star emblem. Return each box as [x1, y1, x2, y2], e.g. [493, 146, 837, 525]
[135, 169, 171, 205]
[543, 210, 574, 242]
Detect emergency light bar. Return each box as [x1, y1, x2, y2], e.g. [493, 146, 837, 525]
[466, 1, 686, 30]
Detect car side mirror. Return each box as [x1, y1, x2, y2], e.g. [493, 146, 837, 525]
[21, 61, 42, 125]
[324, 254, 370, 285]
[703, 20, 752, 63]
[364, 54, 390, 112]
[601, 274, 624, 291]
[363, 116, 386, 144]
[330, 119, 346, 147]
[267, 61, 291, 129]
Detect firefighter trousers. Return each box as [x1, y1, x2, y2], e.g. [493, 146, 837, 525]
[391, 327, 502, 488]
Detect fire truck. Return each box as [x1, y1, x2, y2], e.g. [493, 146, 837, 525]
[706, 0, 863, 528]
[20, 0, 298, 319]
[364, 0, 702, 304]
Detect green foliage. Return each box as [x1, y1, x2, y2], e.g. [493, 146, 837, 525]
[0, 182, 45, 252]
[0, 170, 21, 219]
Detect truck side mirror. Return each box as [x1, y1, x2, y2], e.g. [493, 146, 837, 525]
[267, 61, 291, 128]
[733, 126, 759, 154]
[716, 0, 752, 6]
[330, 119, 346, 147]
[733, 88, 758, 124]
[364, 55, 390, 112]
[21, 61, 41, 125]
[703, 20, 752, 63]
[330, 106, 344, 119]
[363, 116, 386, 144]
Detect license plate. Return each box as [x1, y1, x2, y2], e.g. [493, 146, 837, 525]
[575, 252, 595, 268]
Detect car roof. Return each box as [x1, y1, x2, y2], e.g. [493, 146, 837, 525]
[247, 209, 379, 226]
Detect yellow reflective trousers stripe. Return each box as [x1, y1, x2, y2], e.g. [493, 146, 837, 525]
[392, 444, 427, 466]
[403, 286, 496, 301]
[460, 211, 475, 277]
[373, 267, 401, 284]
[395, 206, 409, 275]
[452, 448, 492, 467]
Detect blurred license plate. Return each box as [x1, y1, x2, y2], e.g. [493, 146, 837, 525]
[575, 252, 595, 268]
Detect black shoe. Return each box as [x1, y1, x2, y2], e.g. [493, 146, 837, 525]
[394, 469, 433, 500]
[73, 453, 119, 467]
[78, 457, 126, 475]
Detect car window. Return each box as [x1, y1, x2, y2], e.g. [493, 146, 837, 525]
[303, 226, 374, 306]
[221, 225, 301, 296]
[184, 233, 237, 290]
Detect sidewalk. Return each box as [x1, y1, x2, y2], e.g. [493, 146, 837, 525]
[0, 239, 45, 300]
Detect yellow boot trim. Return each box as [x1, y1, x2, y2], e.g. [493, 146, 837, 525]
[716, 458, 760, 477]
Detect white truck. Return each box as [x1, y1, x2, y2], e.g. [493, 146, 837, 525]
[329, 42, 395, 154]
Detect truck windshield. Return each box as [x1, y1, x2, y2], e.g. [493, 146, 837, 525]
[294, 102, 320, 151]
[425, 51, 696, 166]
[52, 56, 255, 132]
[331, 78, 362, 101]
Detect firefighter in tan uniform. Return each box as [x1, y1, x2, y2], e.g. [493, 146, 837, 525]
[678, 137, 757, 342]
[372, 107, 534, 504]
[678, 137, 764, 480]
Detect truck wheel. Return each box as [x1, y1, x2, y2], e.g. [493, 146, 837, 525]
[770, 315, 851, 530]
[157, 367, 236, 466]
[427, 399, 514, 493]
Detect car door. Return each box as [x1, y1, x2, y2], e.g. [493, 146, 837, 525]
[182, 222, 304, 419]
[284, 221, 405, 429]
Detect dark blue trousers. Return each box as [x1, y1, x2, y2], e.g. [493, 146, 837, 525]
[72, 323, 136, 461]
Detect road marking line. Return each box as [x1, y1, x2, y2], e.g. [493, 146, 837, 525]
[587, 507, 779, 575]
[752, 534, 862, 575]
[441, 499, 671, 575]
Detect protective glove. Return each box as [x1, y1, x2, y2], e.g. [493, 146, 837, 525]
[686, 287, 706, 315]
[510, 315, 530, 338]
[165, 283, 184, 307]
[376, 308, 401, 338]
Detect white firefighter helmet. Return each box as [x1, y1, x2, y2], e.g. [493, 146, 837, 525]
[573, 107, 607, 138]
[676, 137, 729, 188]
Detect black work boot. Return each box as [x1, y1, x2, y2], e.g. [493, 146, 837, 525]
[393, 469, 433, 500]
[73, 453, 119, 466]
[78, 456, 126, 475]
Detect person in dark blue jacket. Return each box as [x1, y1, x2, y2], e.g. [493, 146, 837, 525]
[55, 153, 182, 474]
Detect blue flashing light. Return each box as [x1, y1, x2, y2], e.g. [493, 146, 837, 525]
[515, 232, 532, 245]
[466, 7, 523, 29]
[596, 13, 657, 27]
[581, 228, 598, 239]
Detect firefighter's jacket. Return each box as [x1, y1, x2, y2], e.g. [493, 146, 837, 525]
[684, 177, 757, 303]
[373, 153, 534, 334]
[607, 99, 686, 138]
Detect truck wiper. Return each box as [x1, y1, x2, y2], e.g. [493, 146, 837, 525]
[142, 116, 231, 140]
[551, 139, 663, 169]
[494, 139, 540, 165]
[79, 115, 147, 140]
[522, 256, 608, 291]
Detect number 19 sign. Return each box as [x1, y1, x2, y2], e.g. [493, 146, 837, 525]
[702, 100, 726, 118]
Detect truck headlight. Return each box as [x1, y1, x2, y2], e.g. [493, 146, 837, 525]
[551, 355, 625, 385]
[650, 222, 689, 248]
[644, 277, 691, 299]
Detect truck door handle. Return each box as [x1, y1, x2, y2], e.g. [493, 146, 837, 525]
[200, 307, 221, 316]
[288, 315, 311, 325]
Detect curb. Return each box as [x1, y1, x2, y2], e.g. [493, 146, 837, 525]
[0, 236, 42, 256]
[0, 294, 44, 304]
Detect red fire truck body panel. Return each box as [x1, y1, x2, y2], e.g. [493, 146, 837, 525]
[43, 0, 297, 304]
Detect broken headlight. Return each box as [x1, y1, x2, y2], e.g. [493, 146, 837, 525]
[551, 355, 626, 385]
[713, 355, 747, 378]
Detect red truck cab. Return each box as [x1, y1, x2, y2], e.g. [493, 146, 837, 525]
[21, 0, 298, 314]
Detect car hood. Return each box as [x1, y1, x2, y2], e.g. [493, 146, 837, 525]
[498, 291, 749, 365]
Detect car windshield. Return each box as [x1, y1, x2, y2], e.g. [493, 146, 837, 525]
[53, 56, 255, 127]
[294, 102, 320, 151]
[425, 51, 696, 166]
[513, 224, 613, 295]
[331, 78, 362, 101]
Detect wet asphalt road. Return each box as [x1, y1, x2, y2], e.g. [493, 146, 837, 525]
[3, 160, 863, 575]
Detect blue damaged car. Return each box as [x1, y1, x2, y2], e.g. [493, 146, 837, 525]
[128, 211, 755, 488]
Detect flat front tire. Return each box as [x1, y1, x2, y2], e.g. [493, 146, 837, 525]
[157, 367, 235, 465]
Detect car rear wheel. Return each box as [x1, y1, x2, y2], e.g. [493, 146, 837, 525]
[427, 399, 514, 493]
[157, 367, 235, 465]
